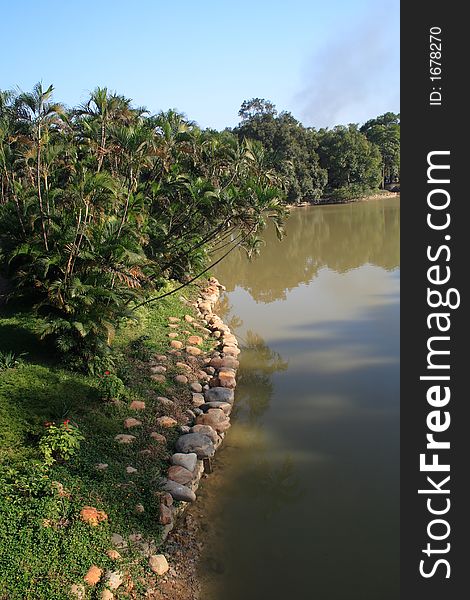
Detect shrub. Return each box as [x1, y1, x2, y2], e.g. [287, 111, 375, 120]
[0, 351, 27, 371]
[330, 183, 373, 202]
[97, 371, 126, 400]
[38, 420, 85, 466]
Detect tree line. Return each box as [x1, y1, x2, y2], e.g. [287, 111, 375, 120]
[0, 85, 399, 367]
[234, 98, 400, 203]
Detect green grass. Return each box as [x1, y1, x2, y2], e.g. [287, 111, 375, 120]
[0, 283, 214, 599]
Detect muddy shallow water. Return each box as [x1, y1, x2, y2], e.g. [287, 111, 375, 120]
[196, 198, 400, 600]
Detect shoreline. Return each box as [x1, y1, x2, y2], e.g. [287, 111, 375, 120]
[287, 190, 399, 208]
[149, 277, 239, 599]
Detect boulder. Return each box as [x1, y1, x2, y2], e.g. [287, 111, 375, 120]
[170, 452, 197, 472]
[168, 465, 194, 485]
[175, 433, 215, 458]
[196, 408, 230, 433]
[190, 424, 219, 444]
[200, 401, 232, 415]
[204, 387, 235, 404]
[162, 479, 196, 502]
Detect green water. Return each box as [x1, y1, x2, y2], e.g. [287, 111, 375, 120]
[198, 197, 400, 600]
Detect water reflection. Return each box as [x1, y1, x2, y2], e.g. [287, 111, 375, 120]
[198, 198, 400, 600]
[220, 198, 399, 302]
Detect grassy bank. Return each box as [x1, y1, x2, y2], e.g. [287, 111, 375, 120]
[0, 285, 211, 599]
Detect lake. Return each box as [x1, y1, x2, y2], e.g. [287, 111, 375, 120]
[197, 197, 400, 600]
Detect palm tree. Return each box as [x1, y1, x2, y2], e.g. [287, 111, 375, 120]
[16, 83, 64, 250]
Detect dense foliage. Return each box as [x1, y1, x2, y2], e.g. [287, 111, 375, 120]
[234, 98, 400, 202]
[235, 99, 327, 202]
[317, 124, 383, 197]
[0, 85, 286, 364]
[360, 112, 400, 187]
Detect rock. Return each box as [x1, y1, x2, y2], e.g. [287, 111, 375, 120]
[186, 408, 196, 421]
[95, 463, 108, 471]
[156, 416, 177, 428]
[84, 565, 102, 586]
[180, 425, 191, 434]
[205, 366, 216, 375]
[150, 432, 167, 443]
[151, 374, 166, 383]
[192, 393, 205, 407]
[70, 584, 86, 599]
[134, 503, 145, 514]
[129, 400, 145, 411]
[205, 387, 235, 404]
[111, 533, 127, 549]
[155, 354, 168, 361]
[191, 424, 219, 444]
[170, 340, 183, 349]
[161, 492, 173, 506]
[149, 554, 170, 576]
[209, 377, 221, 387]
[175, 374, 188, 384]
[210, 356, 239, 370]
[124, 418, 142, 429]
[193, 408, 203, 416]
[162, 479, 196, 502]
[175, 433, 215, 458]
[168, 317, 180, 323]
[150, 365, 167, 374]
[198, 301, 212, 314]
[188, 335, 203, 345]
[168, 332, 179, 339]
[218, 373, 237, 388]
[107, 549, 121, 560]
[168, 465, 194, 485]
[104, 570, 124, 590]
[213, 330, 222, 338]
[168, 323, 179, 329]
[101, 590, 114, 600]
[129, 533, 142, 542]
[190, 382, 203, 393]
[223, 346, 241, 356]
[126, 466, 137, 474]
[200, 401, 232, 414]
[157, 396, 174, 407]
[159, 503, 173, 525]
[80, 506, 108, 526]
[196, 408, 231, 433]
[186, 346, 202, 356]
[170, 452, 197, 472]
[184, 314, 194, 323]
[176, 361, 191, 371]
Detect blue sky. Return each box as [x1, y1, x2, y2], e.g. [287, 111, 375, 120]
[1, 0, 399, 130]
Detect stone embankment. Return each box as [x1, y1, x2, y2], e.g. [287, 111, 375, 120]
[156, 276, 239, 540]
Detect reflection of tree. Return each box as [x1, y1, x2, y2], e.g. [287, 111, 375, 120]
[252, 456, 303, 518]
[215, 198, 400, 302]
[236, 331, 288, 422]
